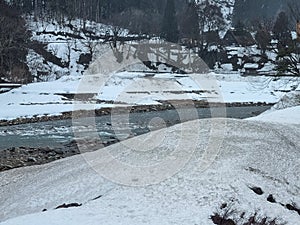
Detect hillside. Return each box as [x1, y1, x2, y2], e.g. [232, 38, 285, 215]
[25, 18, 113, 81]
[232, 0, 296, 25]
[2, 0, 300, 85]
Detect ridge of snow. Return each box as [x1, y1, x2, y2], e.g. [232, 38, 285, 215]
[247, 105, 300, 124]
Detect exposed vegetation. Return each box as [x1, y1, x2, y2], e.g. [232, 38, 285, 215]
[211, 203, 287, 225]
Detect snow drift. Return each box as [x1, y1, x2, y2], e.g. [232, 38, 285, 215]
[0, 117, 299, 225]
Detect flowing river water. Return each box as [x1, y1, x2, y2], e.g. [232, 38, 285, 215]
[0, 106, 271, 149]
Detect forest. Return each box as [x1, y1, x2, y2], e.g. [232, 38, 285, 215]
[1, 0, 300, 83]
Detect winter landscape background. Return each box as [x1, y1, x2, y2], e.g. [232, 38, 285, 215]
[0, 0, 299, 225]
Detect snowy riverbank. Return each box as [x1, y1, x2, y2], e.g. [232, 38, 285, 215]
[0, 72, 297, 122]
[0, 105, 299, 224]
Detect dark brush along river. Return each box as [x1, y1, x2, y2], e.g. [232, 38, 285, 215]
[0, 106, 271, 149]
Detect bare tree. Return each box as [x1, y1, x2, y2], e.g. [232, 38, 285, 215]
[272, 10, 300, 76]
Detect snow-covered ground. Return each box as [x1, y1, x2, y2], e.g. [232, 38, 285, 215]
[247, 90, 300, 124]
[0, 72, 297, 121]
[2, 3, 299, 224]
[248, 105, 300, 124]
[0, 110, 299, 224]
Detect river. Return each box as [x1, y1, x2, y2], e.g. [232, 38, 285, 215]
[0, 105, 271, 149]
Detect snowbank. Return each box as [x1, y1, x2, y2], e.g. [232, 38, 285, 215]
[248, 105, 300, 125]
[270, 91, 300, 111]
[0, 118, 299, 224]
[248, 90, 300, 124]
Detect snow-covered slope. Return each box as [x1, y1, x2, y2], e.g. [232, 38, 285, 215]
[269, 91, 300, 111]
[0, 118, 299, 224]
[247, 90, 300, 124]
[24, 0, 235, 81]
[26, 17, 113, 81]
[248, 106, 300, 124]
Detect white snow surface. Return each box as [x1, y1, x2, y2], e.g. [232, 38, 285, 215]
[247, 91, 300, 125]
[0, 118, 299, 224]
[269, 91, 300, 111]
[248, 106, 300, 124]
[0, 72, 297, 121]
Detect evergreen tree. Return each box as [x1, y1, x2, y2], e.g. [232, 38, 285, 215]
[0, 0, 31, 83]
[255, 24, 271, 54]
[273, 12, 300, 76]
[273, 11, 291, 44]
[179, 1, 199, 43]
[161, 0, 179, 43]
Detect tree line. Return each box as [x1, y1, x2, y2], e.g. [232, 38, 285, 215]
[0, 0, 31, 83]
[10, 0, 167, 27]
[8, 0, 224, 41]
[1, 0, 227, 83]
[1, 0, 300, 83]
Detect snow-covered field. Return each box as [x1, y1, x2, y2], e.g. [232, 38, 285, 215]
[0, 105, 299, 225]
[0, 72, 297, 121]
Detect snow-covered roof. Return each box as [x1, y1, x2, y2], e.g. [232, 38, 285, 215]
[244, 63, 259, 69]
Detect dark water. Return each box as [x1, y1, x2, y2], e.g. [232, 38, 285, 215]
[0, 106, 271, 149]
